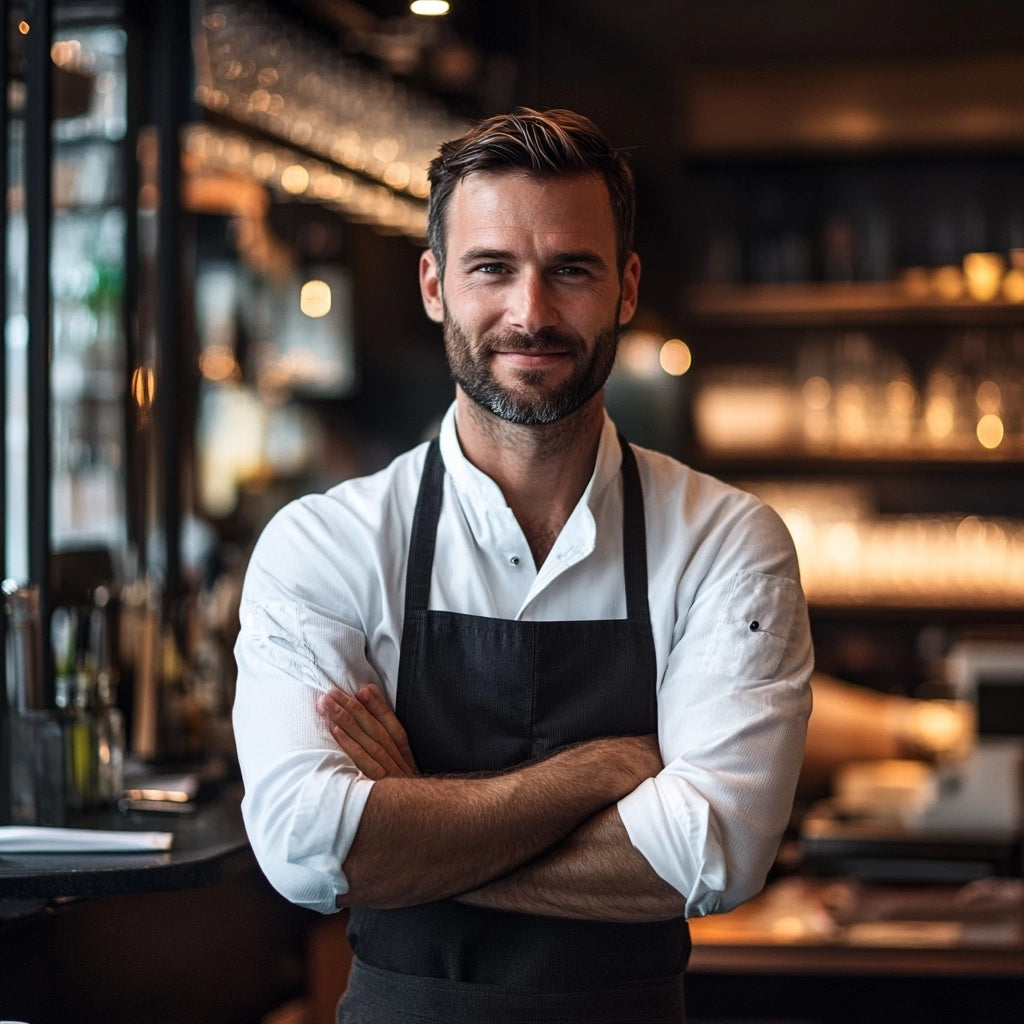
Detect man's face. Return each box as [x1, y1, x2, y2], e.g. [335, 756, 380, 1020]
[419, 171, 640, 426]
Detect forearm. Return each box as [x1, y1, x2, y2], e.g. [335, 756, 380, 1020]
[459, 806, 687, 923]
[341, 735, 660, 908]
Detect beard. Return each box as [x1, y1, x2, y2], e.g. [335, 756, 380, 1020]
[443, 311, 620, 426]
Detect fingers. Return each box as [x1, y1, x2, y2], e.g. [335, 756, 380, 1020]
[356, 685, 418, 774]
[318, 687, 417, 779]
[319, 689, 408, 779]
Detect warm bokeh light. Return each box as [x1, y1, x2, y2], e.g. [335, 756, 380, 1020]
[924, 395, 955, 440]
[300, 279, 332, 318]
[251, 152, 276, 180]
[280, 163, 310, 194]
[976, 413, 1005, 449]
[802, 375, 831, 410]
[199, 345, 241, 383]
[383, 161, 412, 190]
[51, 40, 83, 67]
[931, 265, 965, 301]
[1003, 267, 1024, 302]
[372, 137, 401, 164]
[617, 330, 663, 377]
[18, 20, 30, 35]
[886, 378, 917, 415]
[130, 366, 156, 411]
[976, 379, 1001, 413]
[963, 251, 1006, 302]
[659, 338, 692, 376]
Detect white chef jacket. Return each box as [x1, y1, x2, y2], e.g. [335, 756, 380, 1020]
[233, 402, 813, 919]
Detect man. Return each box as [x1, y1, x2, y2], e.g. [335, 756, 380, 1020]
[233, 107, 813, 1024]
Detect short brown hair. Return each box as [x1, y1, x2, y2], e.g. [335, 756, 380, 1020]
[426, 107, 636, 279]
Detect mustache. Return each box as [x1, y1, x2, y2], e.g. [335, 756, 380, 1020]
[485, 328, 582, 353]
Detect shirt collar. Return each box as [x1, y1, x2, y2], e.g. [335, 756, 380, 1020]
[437, 401, 624, 515]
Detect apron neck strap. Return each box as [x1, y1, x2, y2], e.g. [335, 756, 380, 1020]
[617, 434, 651, 624]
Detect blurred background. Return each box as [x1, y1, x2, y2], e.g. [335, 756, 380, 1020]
[2, 2, 1024, 1022]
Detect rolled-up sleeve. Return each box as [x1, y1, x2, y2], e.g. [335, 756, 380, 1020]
[233, 512, 381, 914]
[618, 502, 814, 919]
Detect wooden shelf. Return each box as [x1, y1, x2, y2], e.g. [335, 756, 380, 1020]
[683, 282, 1024, 328]
[692, 445, 1024, 475]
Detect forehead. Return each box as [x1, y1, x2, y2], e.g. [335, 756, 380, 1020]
[445, 171, 617, 256]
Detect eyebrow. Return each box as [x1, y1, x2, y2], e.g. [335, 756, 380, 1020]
[456, 247, 610, 270]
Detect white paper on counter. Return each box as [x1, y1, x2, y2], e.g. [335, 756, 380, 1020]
[0, 826, 173, 853]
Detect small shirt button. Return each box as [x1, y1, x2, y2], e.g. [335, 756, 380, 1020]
[509, 555, 520, 566]
[749, 620, 760, 631]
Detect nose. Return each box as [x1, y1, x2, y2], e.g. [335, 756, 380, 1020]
[508, 271, 559, 334]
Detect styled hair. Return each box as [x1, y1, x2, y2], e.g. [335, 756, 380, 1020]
[426, 107, 636, 279]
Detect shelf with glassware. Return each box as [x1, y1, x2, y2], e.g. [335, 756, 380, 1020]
[678, 308, 1024, 617]
[681, 328, 1024, 615]
[675, 144, 1024, 618]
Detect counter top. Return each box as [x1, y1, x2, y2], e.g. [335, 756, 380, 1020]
[689, 874, 1024, 978]
[0, 784, 254, 902]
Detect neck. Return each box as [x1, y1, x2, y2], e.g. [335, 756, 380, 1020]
[454, 389, 606, 566]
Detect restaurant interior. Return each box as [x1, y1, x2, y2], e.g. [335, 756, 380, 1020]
[2, 1, 1023, 1021]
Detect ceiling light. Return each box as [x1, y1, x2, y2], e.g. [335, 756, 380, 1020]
[410, 1, 450, 15]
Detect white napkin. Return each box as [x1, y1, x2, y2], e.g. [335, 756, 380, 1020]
[0, 826, 173, 853]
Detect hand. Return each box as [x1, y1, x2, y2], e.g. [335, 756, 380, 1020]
[318, 684, 419, 779]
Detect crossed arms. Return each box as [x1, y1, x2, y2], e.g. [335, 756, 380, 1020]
[317, 684, 688, 923]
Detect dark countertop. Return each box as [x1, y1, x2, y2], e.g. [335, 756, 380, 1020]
[0, 783, 254, 902]
[689, 873, 1024, 978]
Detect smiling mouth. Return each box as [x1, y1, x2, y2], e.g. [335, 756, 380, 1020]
[494, 350, 568, 369]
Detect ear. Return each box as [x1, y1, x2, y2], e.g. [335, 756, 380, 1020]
[419, 250, 444, 323]
[618, 251, 641, 325]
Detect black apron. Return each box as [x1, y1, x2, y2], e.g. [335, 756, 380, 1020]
[340, 436, 690, 1024]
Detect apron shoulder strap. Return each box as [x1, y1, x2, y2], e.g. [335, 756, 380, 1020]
[617, 434, 651, 625]
[404, 437, 444, 618]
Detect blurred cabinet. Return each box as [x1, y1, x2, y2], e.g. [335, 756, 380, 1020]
[49, 24, 129, 557]
[5, 12, 131, 584]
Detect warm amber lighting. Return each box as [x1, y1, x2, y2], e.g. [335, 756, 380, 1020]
[251, 152, 276, 180]
[617, 330, 662, 377]
[976, 379, 1001, 414]
[313, 172, 353, 202]
[908, 701, 974, 758]
[51, 40, 83, 68]
[659, 338, 692, 376]
[372, 137, 401, 164]
[899, 267, 931, 300]
[802, 376, 831, 410]
[383, 162, 412, 190]
[199, 346, 241, 382]
[280, 164, 310, 194]
[886, 378, 917, 416]
[976, 413, 1005, 450]
[131, 366, 156, 411]
[300, 279, 332, 318]
[963, 252, 1006, 302]
[18, 20, 30, 35]
[410, 1, 450, 14]
[1002, 267, 1024, 302]
[931, 265, 965, 301]
[924, 395, 955, 440]
[771, 916, 810, 941]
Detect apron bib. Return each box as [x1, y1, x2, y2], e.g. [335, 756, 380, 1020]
[341, 436, 689, 1023]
